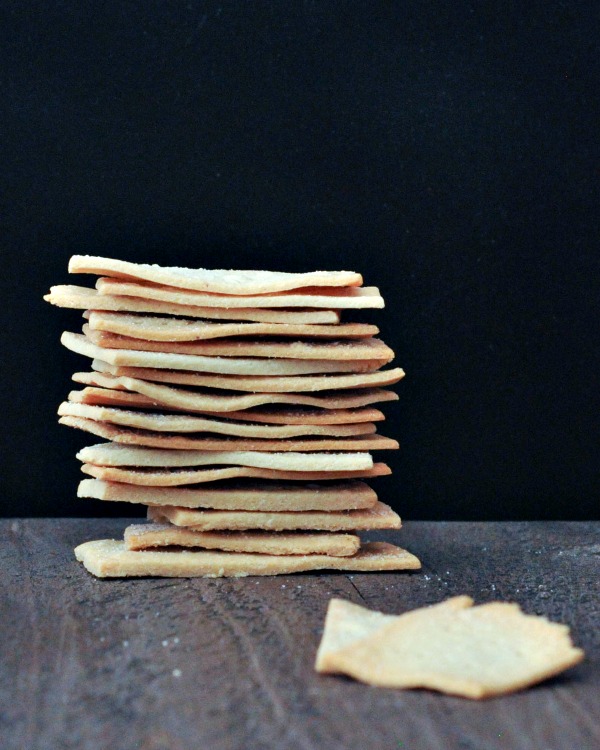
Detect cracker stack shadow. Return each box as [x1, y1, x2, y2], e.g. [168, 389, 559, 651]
[45, 256, 421, 577]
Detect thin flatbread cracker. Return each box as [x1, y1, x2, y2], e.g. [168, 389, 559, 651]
[44, 286, 340, 324]
[62, 332, 386, 374]
[58, 402, 377, 437]
[92, 359, 405, 392]
[67, 392, 385, 423]
[59, 415, 400, 451]
[148, 501, 401, 532]
[317, 597, 584, 699]
[78, 477, 378, 510]
[69, 256, 363, 293]
[316, 601, 399, 671]
[80, 462, 391, 486]
[86, 311, 377, 341]
[96, 277, 384, 309]
[77, 443, 373, 470]
[315, 597, 472, 672]
[72, 372, 399, 411]
[74, 539, 421, 577]
[124, 523, 361, 556]
[84, 327, 395, 362]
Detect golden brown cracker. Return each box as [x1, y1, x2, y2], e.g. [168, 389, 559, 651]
[44, 285, 340, 324]
[124, 523, 360, 556]
[78, 477, 378, 510]
[80, 462, 391, 486]
[91, 359, 405, 392]
[77, 443, 373, 471]
[87, 311, 377, 341]
[316, 597, 584, 698]
[67, 391, 385, 423]
[85, 326, 395, 362]
[70, 256, 363, 293]
[72, 372, 399, 411]
[63, 331, 386, 374]
[59, 415, 399, 451]
[74, 539, 421, 578]
[96, 277, 384, 308]
[148, 501, 401, 532]
[58, 402, 377, 437]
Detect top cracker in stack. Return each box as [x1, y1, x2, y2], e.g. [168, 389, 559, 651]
[45, 256, 420, 577]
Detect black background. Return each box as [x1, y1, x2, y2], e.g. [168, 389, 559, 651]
[1, 2, 598, 519]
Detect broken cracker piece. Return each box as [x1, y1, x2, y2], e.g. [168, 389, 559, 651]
[316, 596, 584, 698]
[316, 597, 472, 672]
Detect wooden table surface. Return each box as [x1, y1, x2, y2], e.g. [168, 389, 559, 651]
[1, 520, 598, 750]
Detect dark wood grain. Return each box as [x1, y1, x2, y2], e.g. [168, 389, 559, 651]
[1, 521, 598, 750]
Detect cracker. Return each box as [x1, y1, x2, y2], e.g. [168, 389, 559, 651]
[59, 415, 400, 451]
[58, 402, 377, 437]
[148, 501, 401, 531]
[78, 477, 378, 510]
[86, 311, 377, 341]
[96, 277, 384, 308]
[92, 359, 405, 392]
[124, 523, 361, 556]
[315, 600, 399, 671]
[77, 443, 373, 471]
[84, 327, 395, 362]
[44, 286, 340, 324]
[316, 597, 584, 698]
[69, 256, 363, 293]
[315, 597, 472, 672]
[63, 332, 386, 374]
[72, 372, 399, 411]
[80, 462, 391, 486]
[74, 539, 421, 577]
[67, 392, 385, 424]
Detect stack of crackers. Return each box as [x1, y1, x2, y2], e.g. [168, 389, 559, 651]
[45, 256, 421, 577]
